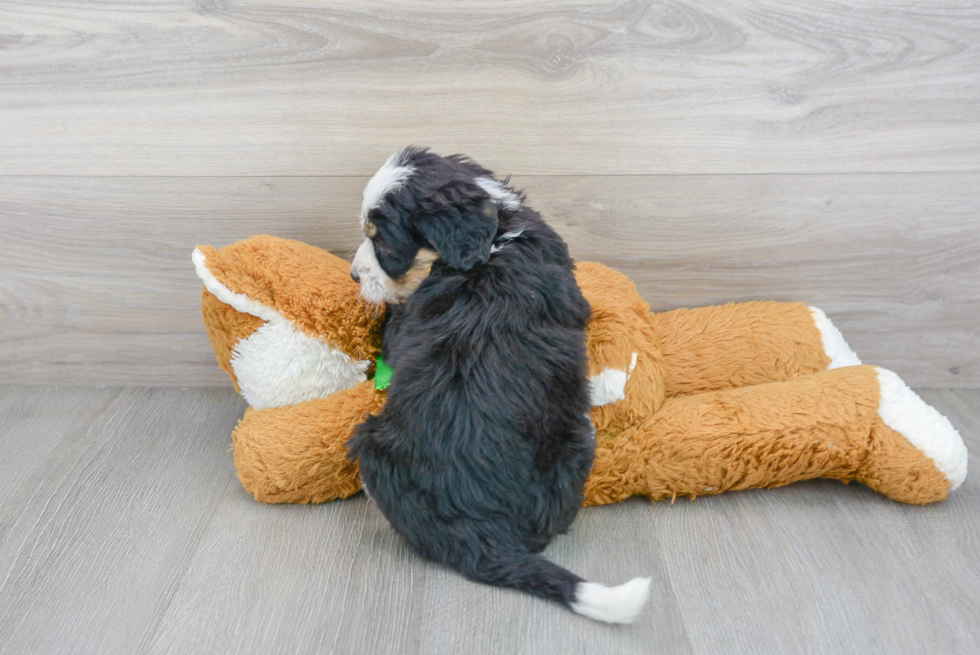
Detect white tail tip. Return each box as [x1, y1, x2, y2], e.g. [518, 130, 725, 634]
[570, 577, 652, 624]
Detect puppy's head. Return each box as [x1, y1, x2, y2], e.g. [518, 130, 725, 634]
[351, 147, 523, 304]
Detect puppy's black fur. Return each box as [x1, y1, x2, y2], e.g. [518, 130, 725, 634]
[348, 148, 595, 607]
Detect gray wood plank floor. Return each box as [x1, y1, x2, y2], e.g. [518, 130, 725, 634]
[0, 386, 976, 655]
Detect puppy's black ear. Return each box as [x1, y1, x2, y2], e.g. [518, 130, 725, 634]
[416, 180, 499, 271]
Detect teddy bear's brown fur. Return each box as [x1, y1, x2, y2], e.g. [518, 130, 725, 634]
[194, 236, 967, 507]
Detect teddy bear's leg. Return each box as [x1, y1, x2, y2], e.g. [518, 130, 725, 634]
[650, 301, 861, 396]
[860, 368, 968, 503]
[232, 380, 385, 504]
[584, 365, 967, 506]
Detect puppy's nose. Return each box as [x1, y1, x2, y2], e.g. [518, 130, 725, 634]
[350, 269, 360, 283]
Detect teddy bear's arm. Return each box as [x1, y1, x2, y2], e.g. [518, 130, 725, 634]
[584, 365, 966, 506]
[232, 380, 386, 504]
[650, 301, 860, 396]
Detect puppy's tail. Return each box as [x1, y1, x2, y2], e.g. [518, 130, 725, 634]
[475, 551, 651, 624]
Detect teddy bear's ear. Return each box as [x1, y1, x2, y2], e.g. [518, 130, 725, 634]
[200, 283, 264, 392]
[193, 236, 384, 409]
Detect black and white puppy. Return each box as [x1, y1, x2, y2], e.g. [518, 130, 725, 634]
[348, 147, 651, 623]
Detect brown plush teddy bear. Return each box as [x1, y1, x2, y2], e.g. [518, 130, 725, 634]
[193, 235, 967, 507]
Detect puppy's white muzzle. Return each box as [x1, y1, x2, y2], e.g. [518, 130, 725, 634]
[351, 238, 391, 305]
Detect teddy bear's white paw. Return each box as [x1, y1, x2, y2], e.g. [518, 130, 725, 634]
[589, 352, 638, 407]
[876, 367, 968, 490]
[809, 307, 861, 369]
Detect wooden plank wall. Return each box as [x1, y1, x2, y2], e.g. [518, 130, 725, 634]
[1, 1, 978, 387]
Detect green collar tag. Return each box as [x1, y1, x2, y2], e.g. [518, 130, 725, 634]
[373, 355, 394, 390]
